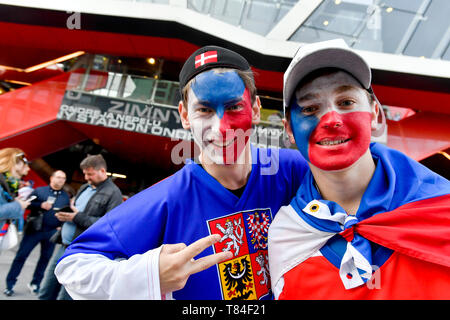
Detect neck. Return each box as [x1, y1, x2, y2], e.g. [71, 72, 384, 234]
[200, 143, 252, 190]
[50, 185, 62, 191]
[310, 149, 375, 215]
[10, 170, 21, 180]
[91, 176, 107, 188]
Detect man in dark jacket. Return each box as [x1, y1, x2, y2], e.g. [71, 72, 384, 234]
[55, 154, 123, 241]
[39, 154, 122, 300]
[4, 170, 69, 296]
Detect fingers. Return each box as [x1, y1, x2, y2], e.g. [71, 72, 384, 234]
[178, 234, 221, 262]
[55, 212, 71, 221]
[54, 213, 64, 221]
[162, 243, 187, 254]
[159, 235, 233, 294]
[189, 251, 233, 275]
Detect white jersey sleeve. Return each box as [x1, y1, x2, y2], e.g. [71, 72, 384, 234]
[54, 246, 172, 300]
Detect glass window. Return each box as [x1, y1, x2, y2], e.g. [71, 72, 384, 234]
[205, 0, 242, 26]
[443, 43, 450, 60]
[123, 76, 155, 102]
[276, 3, 294, 22]
[383, 0, 428, 13]
[89, 72, 122, 97]
[353, 7, 417, 54]
[241, 1, 279, 35]
[187, 0, 296, 35]
[289, 0, 450, 61]
[152, 81, 180, 106]
[303, 0, 368, 37]
[404, 0, 450, 58]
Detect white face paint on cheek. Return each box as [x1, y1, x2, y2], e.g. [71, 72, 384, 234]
[187, 103, 225, 164]
[189, 114, 220, 147]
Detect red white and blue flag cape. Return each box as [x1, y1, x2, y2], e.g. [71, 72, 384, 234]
[269, 143, 450, 299]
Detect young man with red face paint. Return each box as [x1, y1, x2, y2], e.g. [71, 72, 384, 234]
[268, 39, 450, 299]
[55, 46, 308, 300]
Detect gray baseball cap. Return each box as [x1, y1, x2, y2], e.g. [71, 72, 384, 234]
[283, 39, 372, 113]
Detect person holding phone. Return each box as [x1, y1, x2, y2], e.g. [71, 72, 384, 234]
[0, 148, 32, 222]
[4, 170, 69, 297]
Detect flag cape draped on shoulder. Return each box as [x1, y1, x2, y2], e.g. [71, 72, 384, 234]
[269, 143, 450, 299]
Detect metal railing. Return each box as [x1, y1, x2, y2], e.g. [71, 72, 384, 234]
[67, 70, 180, 109]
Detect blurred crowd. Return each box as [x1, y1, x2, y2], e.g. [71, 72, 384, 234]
[0, 147, 122, 299]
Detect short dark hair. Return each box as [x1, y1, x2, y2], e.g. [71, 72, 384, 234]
[80, 154, 107, 171]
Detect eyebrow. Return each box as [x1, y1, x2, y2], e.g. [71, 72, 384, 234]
[297, 92, 320, 103]
[224, 97, 243, 106]
[333, 85, 359, 94]
[195, 97, 243, 108]
[196, 100, 213, 107]
[297, 85, 360, 102]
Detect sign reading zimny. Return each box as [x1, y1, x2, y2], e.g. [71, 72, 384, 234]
[57, 90, 285, 148]
[58, 90, 191, 140]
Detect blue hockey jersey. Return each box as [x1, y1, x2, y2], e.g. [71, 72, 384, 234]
[59, 146, 308, 300]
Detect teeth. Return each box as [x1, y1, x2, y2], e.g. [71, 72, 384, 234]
[318, 139, 347, 146]
[212, 139, 235, 147]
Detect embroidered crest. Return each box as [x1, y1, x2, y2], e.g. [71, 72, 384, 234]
[207, 208, 273, 300]
[246, 211, 270, 250]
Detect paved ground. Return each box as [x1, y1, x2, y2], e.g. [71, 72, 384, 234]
[0, 233, 40, 300]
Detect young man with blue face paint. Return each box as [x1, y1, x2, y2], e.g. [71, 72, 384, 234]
[269, 39, 450, 299]
[181, 68, 256, 167]
[55, 45, 308, 300]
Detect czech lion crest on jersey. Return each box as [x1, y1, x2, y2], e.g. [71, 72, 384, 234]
[207, 208, 273, 300]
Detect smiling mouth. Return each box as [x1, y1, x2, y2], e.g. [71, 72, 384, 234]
[210, 137, 236, 148]
[317, 138, 350, 146]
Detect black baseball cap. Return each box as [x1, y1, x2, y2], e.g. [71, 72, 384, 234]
[179, 45, 251, 91]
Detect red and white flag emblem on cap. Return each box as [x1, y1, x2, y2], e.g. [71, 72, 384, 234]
[195, 51, 218, 68]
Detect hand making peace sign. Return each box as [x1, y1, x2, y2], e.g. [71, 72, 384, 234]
[159, 234, 233, 295]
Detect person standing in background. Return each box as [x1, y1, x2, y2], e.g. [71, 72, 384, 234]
[0, 148, 31, 222]
[54, 154, 122, 243]
[4, 170, 69, 297]
[39, 154, 122, 300]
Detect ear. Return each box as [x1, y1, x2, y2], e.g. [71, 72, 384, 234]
[99, 167, 107, 176]
[178, 101, 190, 130]
[370, 100, 379, 131]
[282, 117, 296, 145]
[251, 96, 261, 125]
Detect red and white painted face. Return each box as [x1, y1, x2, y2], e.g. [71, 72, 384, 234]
[289, 71, 376, 171]
[186, 69, 254, 165]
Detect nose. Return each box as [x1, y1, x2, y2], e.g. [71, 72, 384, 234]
[210, 115, 222, 135]
[320, 111, 343, 129]
[219, 116, 235, 141]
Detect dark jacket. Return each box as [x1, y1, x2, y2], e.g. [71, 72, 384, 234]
[27, 186, 70, 232]
[72, 177, 122, 239]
